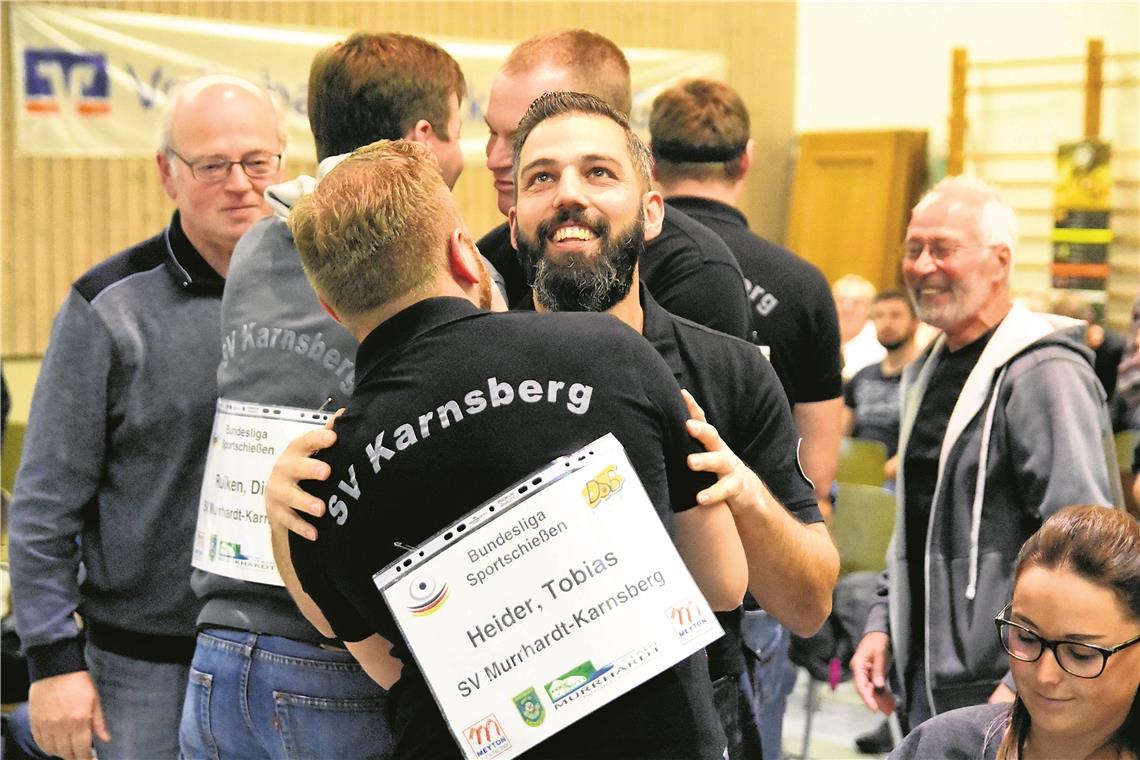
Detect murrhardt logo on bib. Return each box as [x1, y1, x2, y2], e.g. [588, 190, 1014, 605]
[512, 687, 545, 727]
[544, 660, 613, 703]
[408, 575, 449, 617]
[464, 714, 510, 758]
[582, 464, 623, 508]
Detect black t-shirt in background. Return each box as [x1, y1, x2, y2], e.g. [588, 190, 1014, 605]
[902, 329, 993, 683]
[666, 196, 843, 406]
[844, 363, 903, 456]
[291, 298, 726, 760]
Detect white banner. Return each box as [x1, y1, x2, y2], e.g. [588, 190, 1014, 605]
[10, 4, 726, 159]
[192, 399, 331, 587]
[377, 433, 723, 760]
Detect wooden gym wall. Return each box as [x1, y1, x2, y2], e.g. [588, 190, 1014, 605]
[1, 1, 797, 358]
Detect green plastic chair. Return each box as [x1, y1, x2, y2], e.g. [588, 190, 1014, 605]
[837, 436, 889, 487]
[1, 421, 25, 494]
[1115, 429, 1139, 473]
[832, 482, 896, 575]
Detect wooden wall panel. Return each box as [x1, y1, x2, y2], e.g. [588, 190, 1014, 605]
[1, 0, 796, 358]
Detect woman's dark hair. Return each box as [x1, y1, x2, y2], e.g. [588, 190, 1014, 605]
[996, 505, 1139, 759]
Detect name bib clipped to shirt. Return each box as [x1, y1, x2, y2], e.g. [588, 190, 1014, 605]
[192, 398, 331, 586]
[374, 433, 724, 760]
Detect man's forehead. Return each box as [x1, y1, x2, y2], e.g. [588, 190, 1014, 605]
[520, 114, 628, 164]
[908, 190, 983, 238]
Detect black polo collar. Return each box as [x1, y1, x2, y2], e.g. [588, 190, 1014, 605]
[667, 196, 748, 230]
[639, 283, 685, 383]
[356, 297, 483, 378]
[162, 210, 225, 293]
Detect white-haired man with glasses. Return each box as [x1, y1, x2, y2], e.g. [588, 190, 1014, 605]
[8, 74, 284, 760]
[849, 175, 1122, 734]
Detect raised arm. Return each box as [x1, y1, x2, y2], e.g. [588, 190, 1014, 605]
[683, 390, 839, 635]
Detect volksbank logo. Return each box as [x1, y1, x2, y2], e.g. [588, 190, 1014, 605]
[24, 49, 111, 116]
[463, 714, 510, 758]
[582, 464, 623, 508]
[408, 575, 449, 617]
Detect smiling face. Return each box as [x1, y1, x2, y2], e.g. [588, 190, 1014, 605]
[508, 112, 661, 312]
[485, 66, 579, 216]
[1008, 565, 1140, 748]
[902, 188, 1009, 346]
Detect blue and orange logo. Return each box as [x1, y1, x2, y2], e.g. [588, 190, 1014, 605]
[24, 49, 111, 116]
[408, 575, 449, 616]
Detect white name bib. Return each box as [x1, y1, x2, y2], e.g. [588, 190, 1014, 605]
[192, 399, 331, 586]
[375, 433, 723, 760]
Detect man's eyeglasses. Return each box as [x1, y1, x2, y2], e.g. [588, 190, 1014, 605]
[169, 150, 281, 183]
[901, 239, 978, 260]
[995, 606, 1140, 679]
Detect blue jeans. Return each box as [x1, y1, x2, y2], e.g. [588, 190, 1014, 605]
[179, 628, 390, 760]
[741, 610, 797, 760]
[86, 641, 189, 759]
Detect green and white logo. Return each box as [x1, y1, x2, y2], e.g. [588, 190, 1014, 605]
[512, 686, 545, 727]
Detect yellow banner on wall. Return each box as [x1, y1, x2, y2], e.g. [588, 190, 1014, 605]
[11, 4, 726, 160]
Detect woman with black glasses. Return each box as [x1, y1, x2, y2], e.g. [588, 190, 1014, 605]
[890, 504, 1139, 760]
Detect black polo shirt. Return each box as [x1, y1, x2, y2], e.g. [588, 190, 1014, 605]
[667, 197, 843, 406]
[477, 203, 752, 340]
[291, 297, 725, 760]
[641, 286, 820, 678]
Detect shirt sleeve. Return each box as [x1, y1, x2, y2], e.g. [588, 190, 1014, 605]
[653, 260, 752, 341]
[9, 290, 110, 680]
[738, 354, 821, 523]
[1004, 350, 1118, 516]
[799, 280, 844, 403]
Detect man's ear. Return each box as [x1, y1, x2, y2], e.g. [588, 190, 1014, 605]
[156, 151, 177, 200]
[738, 139, 754, 180]
[448, 227, 481, 286]
[642, 190, 665, 242]
[317, 293, 345, 326]
[407, 119, 435, 147]
[507, 208, 520, 251]
[991, 243, 1012, 284]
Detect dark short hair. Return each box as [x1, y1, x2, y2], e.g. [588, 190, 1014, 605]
[308, 33, 466, 161]
[874, 289, 917, 317]
[503, 29, 631, 116]
[511, 91, 652, 196]
[648, 78, 749, 184]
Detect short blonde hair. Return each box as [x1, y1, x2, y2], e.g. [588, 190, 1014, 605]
[503, 29, 632, 116]
[289, 140, 454, 317]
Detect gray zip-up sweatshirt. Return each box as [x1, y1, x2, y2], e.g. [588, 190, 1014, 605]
[865, 305, 1122, 716]
[10, 212, 221, 680]
[191, 161, 360, 642]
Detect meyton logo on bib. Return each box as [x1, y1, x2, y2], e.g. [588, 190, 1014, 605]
[581, 465, 623, 509]
[464, 714, 511, 758]
[408, 575, 450, 616]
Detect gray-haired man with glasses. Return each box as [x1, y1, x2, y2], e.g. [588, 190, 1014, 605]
[849, 175, 1122, 734]
[9, 74, 284, 760]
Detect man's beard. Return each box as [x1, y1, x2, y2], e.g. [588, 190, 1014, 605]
[515, 208, 643, 313]
[879, 334, 913, 352]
